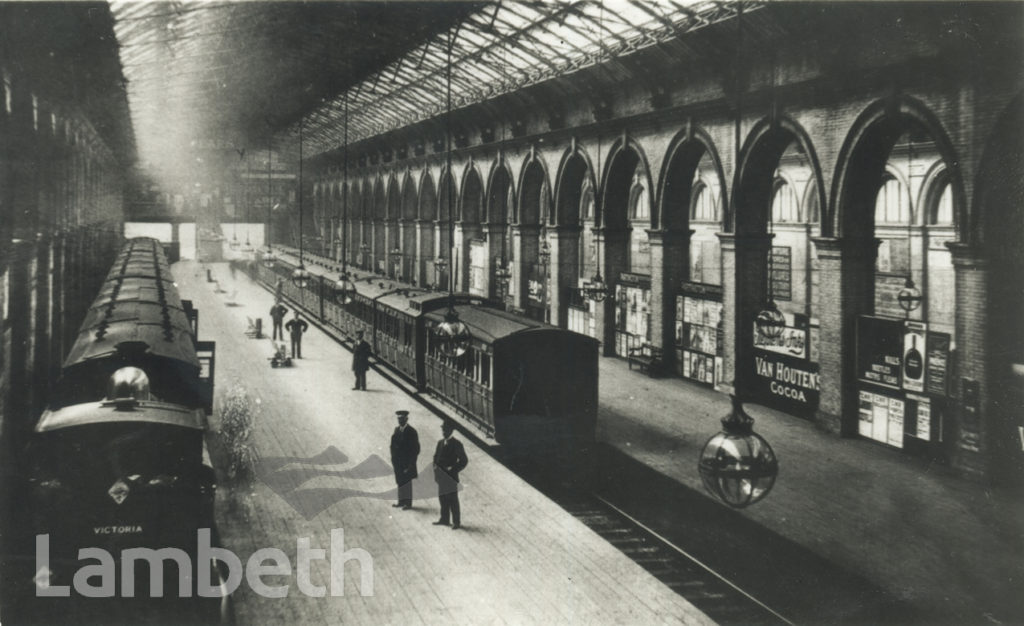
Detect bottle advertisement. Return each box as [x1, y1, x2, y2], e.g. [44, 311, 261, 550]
[903, 321, 927, 393]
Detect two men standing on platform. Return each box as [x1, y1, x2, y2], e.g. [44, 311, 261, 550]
[390, 410, 420, 510]
[270, 300, 289, 341]
[352, 330, 372, 390]
[285, 312, 308, 359]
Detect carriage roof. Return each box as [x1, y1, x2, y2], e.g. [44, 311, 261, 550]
[35, 400, 205, 433]
[424, 304, 596, 346]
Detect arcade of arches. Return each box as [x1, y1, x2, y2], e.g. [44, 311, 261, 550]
[294, 11, 1022, 486]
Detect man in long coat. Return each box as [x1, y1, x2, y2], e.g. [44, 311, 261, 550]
[390, 410, 420, 509]
[432, 421, 468, 530]
[352, 330, 372, 390]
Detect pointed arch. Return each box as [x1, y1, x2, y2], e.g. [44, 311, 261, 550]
[831, 96, 965, 240]
[656, 125, 727, 232]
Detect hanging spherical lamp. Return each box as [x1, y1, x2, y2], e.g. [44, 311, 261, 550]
[291, 263, 310, 288]
[261, 248, 277, 268]
[897, 277, 923, 313]
[436, 308, 471, 358]
[755, 299, 786, 340]
[698, 395, 778, 508]
[585, 272, 609, 302]
[334, 272, 356, 305]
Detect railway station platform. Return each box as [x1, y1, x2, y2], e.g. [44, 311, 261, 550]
[596, 356, 1024, 624]
[174, 260, 712, 626]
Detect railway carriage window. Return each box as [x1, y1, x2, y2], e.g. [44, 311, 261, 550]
[480, 353, 491, 387]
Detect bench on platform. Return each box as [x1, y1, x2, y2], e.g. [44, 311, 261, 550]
[627, 343, 663, 376]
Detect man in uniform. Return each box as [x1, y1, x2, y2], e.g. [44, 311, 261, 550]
[432, 421, 468, 530]
[352, 330, 372, 390]
[389, 410, 420, 510]
[270, 300, 288, 340]
[284, 311, 309, 359]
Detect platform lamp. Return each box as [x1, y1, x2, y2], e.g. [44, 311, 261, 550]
[241, 153, 254, 255]
[582, 2, 613, 305]
[262, 144, 277, 268]
[434, 27, 471, 358]
[897, 132, 922, 317]
[389, 244, 403, 280]
[229, 150, 242, 250]
[359, 240, 371, 270]
[332, 93, 357, 305]
[291, 120, 311, 289]
[754, 213, 785, 341]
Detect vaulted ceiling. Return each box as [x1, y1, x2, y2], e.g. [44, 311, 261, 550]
[110, 0, 752, 177]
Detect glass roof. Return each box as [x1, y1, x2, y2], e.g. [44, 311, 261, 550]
[110, 0, 755, 175]
[300, 0, 750, 154]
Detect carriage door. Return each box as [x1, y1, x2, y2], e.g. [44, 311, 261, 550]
[196, 341, 216, 415]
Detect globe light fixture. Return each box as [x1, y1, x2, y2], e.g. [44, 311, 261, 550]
[698, 395, 778, 508]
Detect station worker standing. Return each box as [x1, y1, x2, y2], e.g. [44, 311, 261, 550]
[352, 330, 372, 390]
[432, 420, 468, 530]
[285, 311, 309, 359]
[390, 410, 420, 510]
[270, 300, 289, 341]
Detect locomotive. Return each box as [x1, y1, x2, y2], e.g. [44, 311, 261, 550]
[26, 237, 229, 624]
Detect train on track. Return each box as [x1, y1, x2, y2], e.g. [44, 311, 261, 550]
[26, 237, 229, 624]
[245, 246, 598, 461]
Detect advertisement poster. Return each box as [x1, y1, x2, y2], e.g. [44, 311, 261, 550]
[857, 315, 903, 390]
[926, 332, 951, 397]
[907, 393, 931, 441]
[753, 311, 809, 359]
[902, 321, 927, 393]
[751, 351, 821, 415]
[858, 390, 874, 438]
[469, 241, 486, 296]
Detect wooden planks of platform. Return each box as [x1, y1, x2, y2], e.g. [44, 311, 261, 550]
[175, 261, 713, 626]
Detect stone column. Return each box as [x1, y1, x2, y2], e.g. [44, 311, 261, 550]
[717, 233, 777, 397]
[811, 236, 878, 435]
[415, 218, 434, 288]
[549, 225, 582, 329]
[946, 243, 990, 479]
[455, 222, 482, 293]
[647, 229, 692, 368]
[595, 227, 630, 356]
[511, 224, 541, 311]
[483, 222, 507, 300]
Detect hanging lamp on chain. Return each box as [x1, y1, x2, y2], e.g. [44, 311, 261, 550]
[291, 119, 310, 289]
[261, 145, 277, 269]
[434, 28, 471, 358]
[700, 7, 778, 510]
[241, 151, 254, 254]
[897, 129, 923, 316]
[334, 93, 356, 305]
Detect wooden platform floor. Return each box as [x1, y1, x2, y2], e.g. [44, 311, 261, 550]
[175, 260, 711, 626]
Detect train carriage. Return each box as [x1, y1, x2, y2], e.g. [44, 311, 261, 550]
[423, 304, 599, 456]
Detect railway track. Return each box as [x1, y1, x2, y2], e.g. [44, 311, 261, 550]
[241, 260, 904, 626]
[535, 484, 793, 626]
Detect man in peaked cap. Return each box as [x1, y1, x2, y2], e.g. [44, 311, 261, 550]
[390, 410, 420, 510]
[432, 420, 468, 529]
